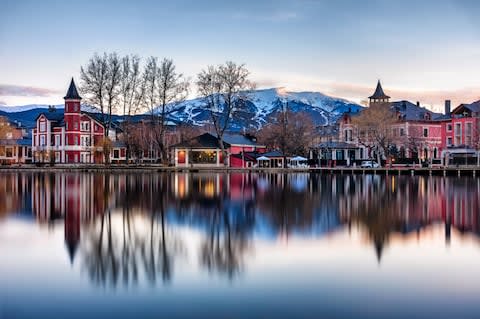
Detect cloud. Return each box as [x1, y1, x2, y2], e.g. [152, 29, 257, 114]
[0, 100, 6, 105]
[0, 84, 59, 97]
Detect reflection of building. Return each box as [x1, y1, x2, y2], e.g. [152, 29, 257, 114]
[171, 132, 266, 167]
[338, 175, 480, 260]
[31, 173, 114, 263]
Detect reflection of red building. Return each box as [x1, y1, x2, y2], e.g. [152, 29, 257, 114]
[31, 173, 114, 263]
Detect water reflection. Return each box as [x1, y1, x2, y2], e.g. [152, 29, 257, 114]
[1, 172, 480, 286]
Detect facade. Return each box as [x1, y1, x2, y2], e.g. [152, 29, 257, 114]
[32, 78, 126, 164]
[441, 101, 480, 165]
[172, 132, 266, 167]
[0, 116, 32, 164]
[338, 81, 452, 165]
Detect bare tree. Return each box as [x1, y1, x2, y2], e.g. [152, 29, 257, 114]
[80, 52, 122, 163]
[258, 110, 314, 164]
[119, 55, 145, 163]
[155, 58, 189, 162]
[352, 103, 398, 166]
[196, 62, 254, 165]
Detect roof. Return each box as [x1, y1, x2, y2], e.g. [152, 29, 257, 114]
[222, 133, 261, 146]
[35, 111, 65, 126]
[172, 132, 263, 149]
[0, 138, 31, 146]
[64, 78, 82, 100]
[314, 142, 358, 149]
[453, 100, 480, 114]
[369, 80, 390, 100]
[172, 132, 228, 149]
[391, 100, 442, 121]
[259, 150, 284, 158]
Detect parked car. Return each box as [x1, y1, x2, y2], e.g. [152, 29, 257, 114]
[360, 160, 380, 168]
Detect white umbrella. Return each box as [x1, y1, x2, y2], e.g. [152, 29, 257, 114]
[257, 156, 270, 161]
[291, 156, 307, 161]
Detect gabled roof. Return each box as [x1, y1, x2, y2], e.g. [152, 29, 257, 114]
[172, 132, 263, 149]
[369, 80, 390, 100]
[42, 111, 64, 121]
[172, 132, 229, 149]
[223, 133, 262, 147]
[391, 100, 442, 121]
[64, 78, 82, 100]
[452, 100, 480, 114]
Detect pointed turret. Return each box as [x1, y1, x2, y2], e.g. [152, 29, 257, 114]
[369, 80, 390, 105]
[64, 77, 82, 100]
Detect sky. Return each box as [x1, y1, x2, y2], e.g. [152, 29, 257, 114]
[1, 0, 480, 111]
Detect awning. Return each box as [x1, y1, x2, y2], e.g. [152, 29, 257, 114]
[257, 156, 270, 161]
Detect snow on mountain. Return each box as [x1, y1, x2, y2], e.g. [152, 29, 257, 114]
[0, 104, 100, 113]
[0, 88, 361, 130]
[160, 87, 362, 129]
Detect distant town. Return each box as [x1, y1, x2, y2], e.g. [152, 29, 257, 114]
[0, 57, 479, 169]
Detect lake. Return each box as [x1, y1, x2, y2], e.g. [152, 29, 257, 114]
[0, 172, 479, 319]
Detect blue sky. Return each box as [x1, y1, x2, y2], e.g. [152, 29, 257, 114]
[1, 0, 479, 110]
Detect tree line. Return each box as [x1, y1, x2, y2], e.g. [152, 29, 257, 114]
[79, 52, 316, 165]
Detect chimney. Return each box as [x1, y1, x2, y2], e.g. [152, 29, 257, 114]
[416, 101, 420, 108]
[445, 100, 451, 115]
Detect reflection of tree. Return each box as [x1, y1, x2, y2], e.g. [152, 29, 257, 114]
[80, 174, 184, 287]
[200, 203, 252, 279]
[199, 176, 253, 279]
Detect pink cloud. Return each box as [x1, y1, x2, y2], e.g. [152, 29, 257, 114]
[0, 84, 59, 97]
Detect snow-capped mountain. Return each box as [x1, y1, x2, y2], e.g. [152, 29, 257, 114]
[0, 104, 100, 113]
[162, 88, 362, 129]
[0, 88, 362, 129]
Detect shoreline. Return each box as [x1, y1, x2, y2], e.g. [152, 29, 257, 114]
[0, 164, 479, 176]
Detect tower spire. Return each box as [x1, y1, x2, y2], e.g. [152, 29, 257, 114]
[368, 80, 390, 106]
[64, 77, 82, 100]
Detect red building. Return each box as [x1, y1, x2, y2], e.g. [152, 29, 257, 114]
[441, 100, 480, 165]
[32, 78, 126, 163]
[171, 132, 266, 167]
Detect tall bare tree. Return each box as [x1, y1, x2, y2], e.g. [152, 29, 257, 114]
[80, 52, 123, 163]
[258, 110, 314, 165]
[119, 55, 145, 162]
[155, 58, 189, 162]
[352, 103, 398, 166]
[196, 61, 253, 165]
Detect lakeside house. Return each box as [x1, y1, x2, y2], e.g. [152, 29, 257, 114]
[171, 132, 266, 167]
[0, 115, 32, 164]
[337, 81, 480, 166]
[31, 79, 126, 164]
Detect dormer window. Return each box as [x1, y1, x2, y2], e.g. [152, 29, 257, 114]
[40, 122, 46, 132]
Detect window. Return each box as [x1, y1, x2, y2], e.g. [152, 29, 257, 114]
[55, 135, 60, 146]
[447, 124, 452, 132]
[74, 122, 78, 130]
[423, 128, 428, 137]
[344, 129, 353, 142]
[40, 135, 45, 146]
[81, 122, 90, 131]
[5, 147, 13, 158]
[454, 123, 462, 145]
[447, 137, 453, 146]
[113, 149, 120, 159]
[189, 150, 217, 164]
[400, 128, 405, 136]
[40, 122, 46, 132]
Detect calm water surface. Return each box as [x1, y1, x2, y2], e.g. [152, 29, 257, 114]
[1, 172, 480, 319]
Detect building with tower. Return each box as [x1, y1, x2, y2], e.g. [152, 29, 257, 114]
[32, 78, 126, 163]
